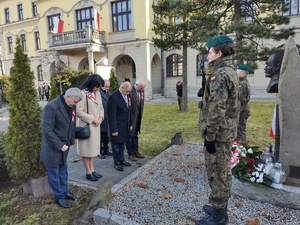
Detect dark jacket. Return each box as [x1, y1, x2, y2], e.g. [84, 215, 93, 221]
[100, 88, 110, 132]
[129, 85, 144, 136]
[107, 90, 132, 143]
[40, 95, 76, 167]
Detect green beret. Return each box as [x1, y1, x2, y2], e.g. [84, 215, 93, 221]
[237, 64, 250, 72]
[206, 35, 233, 50]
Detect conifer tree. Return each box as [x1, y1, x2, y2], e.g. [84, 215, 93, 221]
[48, 77, 58, 102]
[109, 68, 119, 92]
[4, 38, 45, 182]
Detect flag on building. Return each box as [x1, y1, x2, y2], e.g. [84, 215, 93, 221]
[53, 17, 64, 33]
[270, 105, 276, 139]
[94, 9, 100, 32]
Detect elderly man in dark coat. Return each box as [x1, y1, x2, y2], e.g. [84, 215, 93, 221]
[126, 80, 146, 161]
[40, 87, 82, 208]
[107, 81, 133, 171]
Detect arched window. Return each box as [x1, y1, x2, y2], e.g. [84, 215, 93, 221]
[166, 54, 182, 77]
[37, 65, 43, 81]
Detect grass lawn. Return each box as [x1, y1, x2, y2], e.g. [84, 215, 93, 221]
[139, 101, 275, 156]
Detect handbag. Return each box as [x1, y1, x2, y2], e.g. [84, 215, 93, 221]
[75, 94, 90, 139]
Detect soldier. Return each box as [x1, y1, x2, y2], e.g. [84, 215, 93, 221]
[197, 35, 239, 225]
[236, 64, 251, 144]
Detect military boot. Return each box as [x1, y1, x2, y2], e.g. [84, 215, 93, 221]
[195, 207, 226, 225]
[203, 204, 229, 223]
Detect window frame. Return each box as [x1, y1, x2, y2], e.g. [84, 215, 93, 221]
[5, 8, 10, 23]
[20, 34, 27, 51]
[283, 0, 299, 16]
[35, 32, 41, 50]
[75, 7, 93, 30]
[47, 14, 61, 32]
[7, 37, 13, 53]
[166, 54, 183, 77]
[111, 0, 132, 32]
[17, 4, 24, 21]
[32, 2, 37, 17]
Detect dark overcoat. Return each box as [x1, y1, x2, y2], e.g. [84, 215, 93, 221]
[107, 90, 132, 143]
[100, 88, 110, 132]
[40, 96, 76, 167]
[129, 86, 144, 136]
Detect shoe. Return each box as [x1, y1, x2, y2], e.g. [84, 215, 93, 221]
[120, 161, 131, 166]
[56, 198, 72, 208]
[98, 153, 106, 159]
[92, 171, 102, 178]
[86, 173, 98, 181]
[114, 164, 124, 171]
[203, 204, 229, 223]
[135, 153, 145, 158]
[128, 155, 137, 161]
[196, 207, 226, 225]
[104, 150, 113, 156]
[65, 193, 80, 201]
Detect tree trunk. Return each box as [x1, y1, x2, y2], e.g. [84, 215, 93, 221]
[181, 42, 188, 111]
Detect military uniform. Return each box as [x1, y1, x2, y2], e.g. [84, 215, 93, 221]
[199, 55, 239, 209]
[237, 77, 250, 142]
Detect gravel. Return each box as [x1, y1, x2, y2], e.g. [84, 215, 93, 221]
[106, 143, 300, 225]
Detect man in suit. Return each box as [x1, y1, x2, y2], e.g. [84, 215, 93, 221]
[40, 87, 82, 208]
[107, 82, 133, 171]
[98, 79, 113, 159]
[126, 80, 146, 161]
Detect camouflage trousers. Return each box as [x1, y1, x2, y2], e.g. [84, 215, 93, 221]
[205, 141, 232, 208]
[236, 115, 249, 142]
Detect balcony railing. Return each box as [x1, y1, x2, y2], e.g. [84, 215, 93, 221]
[49, 25, 105, 47]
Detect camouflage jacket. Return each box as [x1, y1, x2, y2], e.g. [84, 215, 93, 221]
[238, 77, 250, 118]
[199, 56, 239, 142]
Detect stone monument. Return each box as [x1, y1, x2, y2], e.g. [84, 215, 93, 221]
[278, 36, 300, 186]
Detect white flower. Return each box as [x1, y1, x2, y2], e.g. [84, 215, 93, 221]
[259, 173, 264, 179]
[256, 178, 263, 183]
[256, 172, 260, 177]
[248, 148, 253, 154]
[241, 152, 246, 157]
[250, 177, 256, 182]
[252, 172, 256, 176]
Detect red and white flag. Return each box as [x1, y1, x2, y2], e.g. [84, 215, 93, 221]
[53, 17, 64, 33]
[94, 9, 100, 32]
[270, 105, 276, 139]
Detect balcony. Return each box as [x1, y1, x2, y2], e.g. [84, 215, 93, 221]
[49, 25, 105, 49]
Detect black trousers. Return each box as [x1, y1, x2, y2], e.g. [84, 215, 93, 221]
[100, 131, 109, 153]
[111, 142, 125, 165]
[126, 135, 138, 156]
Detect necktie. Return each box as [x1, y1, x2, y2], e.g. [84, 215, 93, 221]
[123, 95, 128, 107]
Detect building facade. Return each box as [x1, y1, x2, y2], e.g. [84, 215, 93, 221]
[0, 0, 299, 99]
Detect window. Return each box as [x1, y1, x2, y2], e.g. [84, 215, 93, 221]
[20, 34, 27, 51]
[196, 54, 208, 76]
[37, 65, 43, 81]
[283, 0, 299, 16]
[166, 54, 183, 77]
[48, 14, 61, 32]
[76, 7, 93, 30]
[7, 37, 13, 53]
[5, 8, 10, 23]
[35, 32, 41, 50]
[111, 0, 132, 32]
[32, 3, 37, 17]
[18, 4, 24, 21]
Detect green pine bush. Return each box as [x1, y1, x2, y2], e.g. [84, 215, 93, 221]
[109, 68, 119, 92]
[48, 77, 58, 102]
[4, 38, 45, 182]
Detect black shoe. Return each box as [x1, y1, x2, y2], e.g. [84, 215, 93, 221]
[65, 193, 80, 201]
[56, 198, 72, 208]
[104, 150, 113, 156]
[98, 153, 106, 159]
[196, 207, 226, 225]
[114, 164, 124, 171]
[120, 161, 131, 166]
[86, 173, 98, 181]
[92, 171, 102, 178]
[203, 204, 229, 223]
